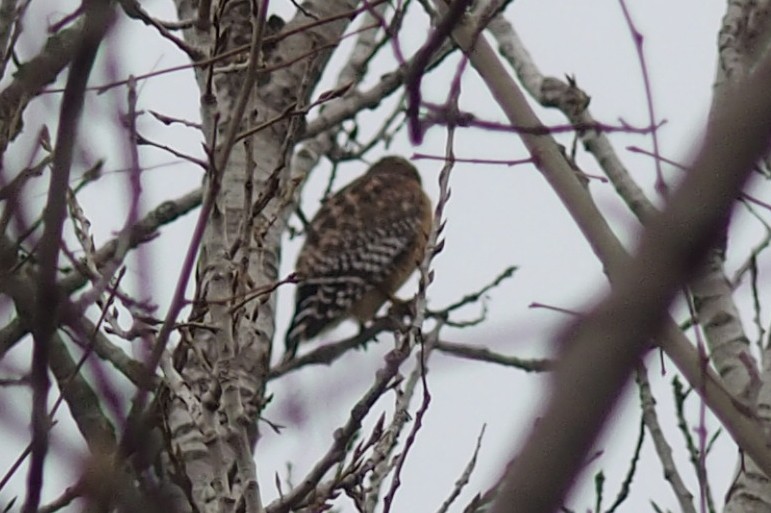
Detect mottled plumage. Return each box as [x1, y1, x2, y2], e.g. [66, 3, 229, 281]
[284, 156, 432, 359]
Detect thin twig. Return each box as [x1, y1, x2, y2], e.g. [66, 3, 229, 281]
[24, 4, 112, 512]
[265, 336, 415, 513]
[617, 0, 665, 195]
[435, 425, 486, 513]
[268, 317, 399, 379]
[434, 340, 552, 372]
[636, 365, 696, 513]
[604, 416, 645, 513]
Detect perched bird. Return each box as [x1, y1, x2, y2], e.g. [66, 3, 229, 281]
[284, 156, 432, 359]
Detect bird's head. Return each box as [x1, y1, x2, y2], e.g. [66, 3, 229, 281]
[367, 156, 421, 184]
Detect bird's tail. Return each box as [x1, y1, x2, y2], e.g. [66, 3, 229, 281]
[281, 324, 303, 364]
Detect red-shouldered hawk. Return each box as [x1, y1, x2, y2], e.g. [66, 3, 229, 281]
[284, 156, 432, 359]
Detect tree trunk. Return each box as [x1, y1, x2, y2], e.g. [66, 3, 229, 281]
[157, 1, 359, 509]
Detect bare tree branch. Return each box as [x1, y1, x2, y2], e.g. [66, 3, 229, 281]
[25, 3, 113, 511]
[466, 24, 771, 513]
[0, 24, 80, 154]
[434, 340, 552, 372]
[636, 365, 696, 513]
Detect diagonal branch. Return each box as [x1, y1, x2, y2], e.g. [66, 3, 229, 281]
[636, 365, 696, 513]
[431, 2, 771, 511]
[0, 24, 80, 154]
[24, 3, 113, 512]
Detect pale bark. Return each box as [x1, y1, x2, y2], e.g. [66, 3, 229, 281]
[159, 0, 359, 510]
[713, 2, 771, 512]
